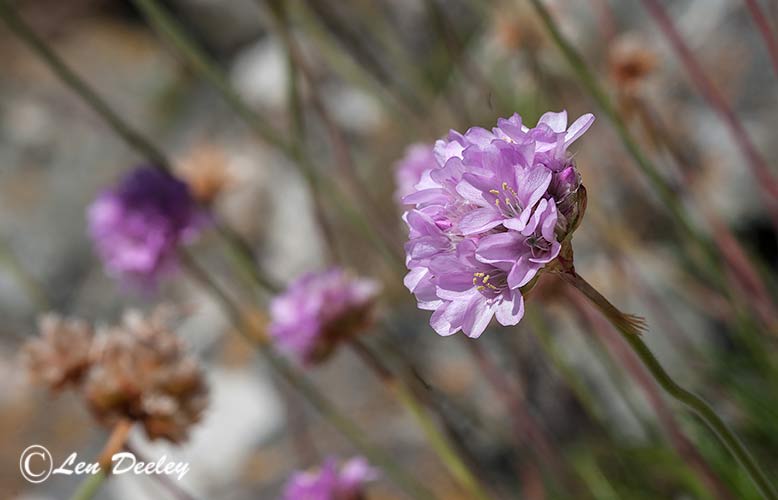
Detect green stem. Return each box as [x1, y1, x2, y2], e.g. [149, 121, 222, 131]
[0, 1, 285, 297]
[562, 270, 778, 500]
[0, 0, 167, 167]
[526, 0, 729, 293]
[131, 0, 404, 267]
[350, 340, 492, 500]
[69, 471, 106, 500]
[264, 348, 435, 500]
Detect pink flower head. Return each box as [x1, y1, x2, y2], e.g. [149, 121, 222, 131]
[402, 111, 594, 338]
[88, 166, 205, 290]
[282, 456, 379, 500]
[269, 268, 380, 365]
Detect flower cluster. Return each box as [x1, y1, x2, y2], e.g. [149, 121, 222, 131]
[269, 268, 379, 366]
[21, 314, 94, 390]
[402, 111, 594, 338]
[282, 456, 378, 500]
[88, 166, 205, 290]
[22, 308, 208, 443]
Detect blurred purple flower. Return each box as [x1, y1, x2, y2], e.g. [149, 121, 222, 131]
[394, 143, 436, 202]
[402, 111, 593, 338]
[282, 457, 378, 500]
[87, 166, 205, 289]
[269, 268, 379, 365]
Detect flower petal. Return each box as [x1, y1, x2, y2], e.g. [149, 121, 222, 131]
[564, 113, 595, 146]
[462, 296, 494, 338]
[458, 208, 502, 235]
[507, 257, 540, 289]
[430, 299, 469, 336]
[476, 232, 522, 264]
[495, 293, 524, 326]
[538, 110, 568, 132]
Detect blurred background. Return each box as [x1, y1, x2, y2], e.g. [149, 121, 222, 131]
[1, 0, 778, 498]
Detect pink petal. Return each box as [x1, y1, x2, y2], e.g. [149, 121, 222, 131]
[476, 233, 521, 264]
[458, 208, 502, 235]
[564, 113, 595, 146]
[495, 293, 525, 326]
[430, 300, 469, 336]
[462, 296, 494, 338]
[508, 257, 540, 289]
[538, 110, 568, 132]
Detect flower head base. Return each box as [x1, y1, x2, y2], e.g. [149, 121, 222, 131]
[402, 111, 594, 338]
[282, 456, 378, 500]
[269, 268, 380, 366]
[83, 309, 208, 443]
[88, 166, 205, 290]
[22, 314, 94, 390]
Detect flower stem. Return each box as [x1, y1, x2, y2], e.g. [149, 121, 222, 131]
[124, 442, 198, 500]
[350, 339, 493, 500]
[743, 0, 778, 78]
[463, 338, 592, 498]
[181, 253, 434, 500]
[130, 0, 404, 267]
[0, 0, 283, 297]
[639, 0, 778, 228]
[70, 419, 134, 500]
[69, 471, 106, 500]
[525, 0, 739, 299]
[0, 0, 167, 167]
[567, 289, 736, 500]
[561, 270, 778, 500]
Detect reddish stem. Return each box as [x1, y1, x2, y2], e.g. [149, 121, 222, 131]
[640, 0, 778, 227]
[743, 0, 778, 77]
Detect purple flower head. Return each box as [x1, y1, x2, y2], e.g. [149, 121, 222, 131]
[394, 143, 436, 202]
[282, 457, 379, 500]
[401, 111, 594, 337]
[88, 166, 205, 290]
[269, 268, 380, 366]
[429, 239, 524, 338]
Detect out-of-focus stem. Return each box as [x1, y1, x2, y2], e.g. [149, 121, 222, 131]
[526, 0, 734, 304]
[70, 471, 106, 500]
[277, 382, 321, 468]
[0, 0, 167, 167]
[130, 0, 404, 267]
[628, 94, 778, 333]
[280, 15, 339, 264]
[0, 1, 283, 297]
[744, 0, 778, 77]
[264, 0, 401, 252]
[124, 442, 198, 500]
[182, 254, 434, 500]
[568, 291, 736, 500]
[0, 238, 49, 310]
[297, 0, 429, 117]
[463, 339, 592, 498]
[526, 308, 606, 423]
[562, 270, 778, 500]
[350, 339, 493, 500]
[527, 0, 691, 234]
[70, 419, 133, 500]
[639, 0, 778, 228]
